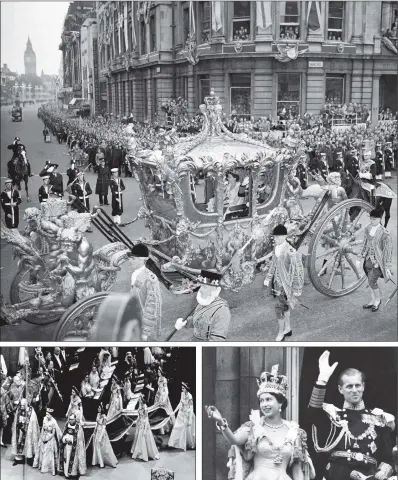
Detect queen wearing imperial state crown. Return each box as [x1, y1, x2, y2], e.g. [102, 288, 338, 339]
[206, 365, 315, 480]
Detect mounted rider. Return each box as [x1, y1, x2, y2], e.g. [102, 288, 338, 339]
[7, 137, 27, 162]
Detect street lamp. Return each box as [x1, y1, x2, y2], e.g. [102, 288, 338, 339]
[27, 83, 32, 103]
[21, 82, 26, 103]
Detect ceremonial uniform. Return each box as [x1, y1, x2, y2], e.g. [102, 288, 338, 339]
[360, 224, 393, 289]
[50, 172, 64, 197]
[345, 150, 360, 195]
[375, 144, 384, 180]
[131, 265, 162, 340]
[110, 176, 125, 224]
[71, 180, 92, 210]
[186, 297, 231, 341]
[308, 383, 395, 480]
[38, 183, 53, 203]
[264, 240, 304, 316]
[316, 153, 329, 180]
[95, 164, 110, 205]
[384, 143, 394, 178]
[1, 187, 21, 228]
[66, 163, 77, 186]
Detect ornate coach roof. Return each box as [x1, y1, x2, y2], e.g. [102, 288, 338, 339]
[137, 89, 291, 174]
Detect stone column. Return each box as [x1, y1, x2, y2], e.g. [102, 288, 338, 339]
[371, 75, 380, 126]
[351, 1, 363, 44]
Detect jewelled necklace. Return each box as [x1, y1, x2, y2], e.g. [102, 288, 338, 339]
[263, 421, 285, 430]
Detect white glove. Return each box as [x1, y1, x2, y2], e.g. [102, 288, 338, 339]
[263, 279, 269, 287]
[175, 318, 187, 331]
[317, 350, 338, 384]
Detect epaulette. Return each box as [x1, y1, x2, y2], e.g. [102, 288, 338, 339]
[364, 409, 396, 430]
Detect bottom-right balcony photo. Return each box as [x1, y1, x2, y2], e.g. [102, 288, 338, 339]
[202, 347, 398, 480]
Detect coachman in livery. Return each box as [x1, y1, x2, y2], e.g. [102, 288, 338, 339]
[308, 351, 395, 480]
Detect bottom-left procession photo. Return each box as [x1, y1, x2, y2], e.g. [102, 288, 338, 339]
[0, 346, 196, 480]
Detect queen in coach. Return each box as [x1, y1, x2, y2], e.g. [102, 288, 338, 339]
[206, 365, 315, 480]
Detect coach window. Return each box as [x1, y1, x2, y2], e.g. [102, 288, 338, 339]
[327, 1, 344, 41]
[277, 73, 301, 118]
[325, 75, 344, 106]
[230, 74, 251, 118]
[232, 1, 251, 41]
[223, 168, 251, 221]
[279, 1, 301, 40]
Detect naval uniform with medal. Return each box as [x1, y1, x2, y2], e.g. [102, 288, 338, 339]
[308, 351, 395, 480]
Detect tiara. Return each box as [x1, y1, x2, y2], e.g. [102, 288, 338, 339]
[256, 365, 288, 398]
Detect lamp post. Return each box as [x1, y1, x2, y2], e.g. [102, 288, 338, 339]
[27, 83, 32, 104]
[21, 83, 26, 103]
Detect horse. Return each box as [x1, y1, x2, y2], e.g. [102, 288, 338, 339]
[12, 147, 31, 202]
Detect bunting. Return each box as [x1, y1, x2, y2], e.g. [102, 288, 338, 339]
[307, 1, 323, 35]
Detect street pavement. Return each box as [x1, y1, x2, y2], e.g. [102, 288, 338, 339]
[1, 105, 397, 341]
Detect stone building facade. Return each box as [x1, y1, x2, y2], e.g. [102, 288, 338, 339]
[97, 1, 397, 122]
[59, 1, 96, 106]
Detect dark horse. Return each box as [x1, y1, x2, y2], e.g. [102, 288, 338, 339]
[347, 172, 394, 227]
[8, 147, 31, 202]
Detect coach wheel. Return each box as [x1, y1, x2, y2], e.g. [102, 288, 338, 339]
[53, 292, 109, 341]
[308, 199, 373, 297]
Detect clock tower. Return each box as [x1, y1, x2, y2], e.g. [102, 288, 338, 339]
[24, 36, 37, 76]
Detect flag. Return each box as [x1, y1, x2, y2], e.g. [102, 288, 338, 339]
[124, 2, 129, 52]
[189, 1, 196, 37]
[256, 1, 272, 33]
[131, 1, 137, 50]
[212, 1, 223, 34]
[307, 1, 323, 35]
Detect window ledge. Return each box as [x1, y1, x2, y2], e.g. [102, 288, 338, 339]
[275, 39, 304, 43]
